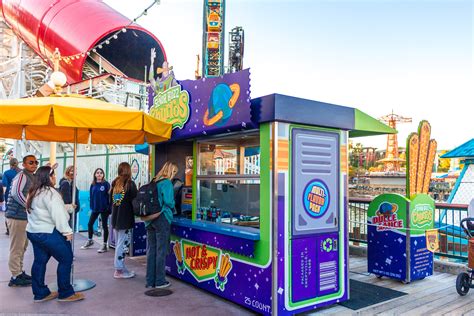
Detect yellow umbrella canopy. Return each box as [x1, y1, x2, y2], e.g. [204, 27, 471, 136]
[0, 94, 171, 144]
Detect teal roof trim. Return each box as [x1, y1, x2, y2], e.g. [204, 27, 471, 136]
[441, 139, 474, 158]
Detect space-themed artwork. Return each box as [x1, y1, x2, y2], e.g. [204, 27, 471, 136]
[367, 194, 409, 281]
[148, 69, 252, 141]
[367, 193, 434, 282]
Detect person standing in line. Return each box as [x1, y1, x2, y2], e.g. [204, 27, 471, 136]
[3, 158, 21, 235]
[81, 168, 110, 253]
[59, 166, 79, 230]
[141, 162, 178, 289]
[0, 181, 4, 229]
[5, 155, 38, 287]
[110, 162, 137, 279]
[26, 166, 84, 302]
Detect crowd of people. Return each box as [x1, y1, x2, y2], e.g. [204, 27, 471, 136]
[1, 154, 178, 303]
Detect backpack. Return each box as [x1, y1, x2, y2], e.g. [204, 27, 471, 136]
[132, 180, 163, 217]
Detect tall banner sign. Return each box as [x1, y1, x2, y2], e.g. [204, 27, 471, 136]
[148, 69, 252, 141]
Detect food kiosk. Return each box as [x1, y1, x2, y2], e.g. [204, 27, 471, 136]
[148, 69, 395, 315]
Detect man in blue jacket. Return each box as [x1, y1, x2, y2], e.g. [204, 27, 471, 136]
[6, 155, 37, 287]
[2, 158, 20, 235]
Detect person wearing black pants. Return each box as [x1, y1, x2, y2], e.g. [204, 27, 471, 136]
[81, 168, 110, 253]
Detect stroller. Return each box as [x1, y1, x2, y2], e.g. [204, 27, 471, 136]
[456, 217, 474, 296]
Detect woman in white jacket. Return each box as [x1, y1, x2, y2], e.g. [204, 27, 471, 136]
[25, 166, 84, 303]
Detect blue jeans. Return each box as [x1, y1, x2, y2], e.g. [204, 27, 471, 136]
[114, 229, 131, 271]
[27, 229, 75, 300]
[146, 215, 170, 287]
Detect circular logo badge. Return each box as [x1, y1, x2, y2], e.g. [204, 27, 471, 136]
[302, 179, 330, 218]
[131, 159, 140, 181]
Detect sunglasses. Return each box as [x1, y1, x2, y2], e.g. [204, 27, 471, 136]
[27, 161, 39, 165]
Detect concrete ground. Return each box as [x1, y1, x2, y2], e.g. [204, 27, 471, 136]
[0, 213, 253, 316]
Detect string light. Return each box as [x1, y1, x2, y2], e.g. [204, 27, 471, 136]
[57, 0, 159, 62]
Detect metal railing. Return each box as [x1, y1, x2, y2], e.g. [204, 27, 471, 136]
[349, 197, 470, 260]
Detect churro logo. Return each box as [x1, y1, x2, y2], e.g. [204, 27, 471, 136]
[412, 204, 433, 228]
[373, 202, 403, 231]
[173, 240, 232, 291]
[425, 229, 439, 252]
[303, 180, 330, 218]
[150, 84, 190, 129]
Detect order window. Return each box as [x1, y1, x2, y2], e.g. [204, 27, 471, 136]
[196, 132, 260, 228]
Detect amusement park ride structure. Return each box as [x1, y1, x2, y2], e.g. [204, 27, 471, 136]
[228, 26, 244, 73]
[378, 112, 412, 172]
[0, 0, 244, 181]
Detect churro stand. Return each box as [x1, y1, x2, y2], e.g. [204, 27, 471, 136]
[148, 69, 395, 315]
[368, 121, 437, 283]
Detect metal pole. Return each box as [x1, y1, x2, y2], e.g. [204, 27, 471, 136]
[53, 129, 96, 292]
[71, 129, 78, 282]
[49, 129, 96, 292]
[50, 142, 56, 167]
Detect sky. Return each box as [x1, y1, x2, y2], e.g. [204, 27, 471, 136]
[105, 0, 473, 151]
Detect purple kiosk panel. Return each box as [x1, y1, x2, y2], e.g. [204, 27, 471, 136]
[289, 127, 343, 307]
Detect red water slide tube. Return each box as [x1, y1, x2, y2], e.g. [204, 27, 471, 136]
[0, 0, 166, 83]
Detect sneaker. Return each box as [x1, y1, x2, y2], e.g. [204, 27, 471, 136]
[114, 270, 135, 279]
[113, 270, 123, 279]
[57, 292, 85, 302]
[80, 239, 94, 249]
[34, 292, 58, 303]
[155, 281, 171, 289]
[8, 276, 32, 287]
[20, 271, 32, 280]
[97, 244, 108, 253]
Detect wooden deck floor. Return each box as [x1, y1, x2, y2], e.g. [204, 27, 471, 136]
[308, 255, 474, 316]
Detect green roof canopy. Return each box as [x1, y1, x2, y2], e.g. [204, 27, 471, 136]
[349, 109, 397, 137]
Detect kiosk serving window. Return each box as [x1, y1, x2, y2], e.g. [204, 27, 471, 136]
[197, 132, 260, 228]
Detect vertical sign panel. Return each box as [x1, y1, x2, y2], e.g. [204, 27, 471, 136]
[292, 128, 339, 236]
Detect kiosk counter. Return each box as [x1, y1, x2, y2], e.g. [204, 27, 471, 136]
[148, 70, 395, 315]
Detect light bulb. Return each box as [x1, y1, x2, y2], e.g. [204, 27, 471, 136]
[51, 71, 67, 87]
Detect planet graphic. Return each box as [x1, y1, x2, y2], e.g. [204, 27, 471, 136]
[378, 202, 398, 215]
[203, 83, 240, 127]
